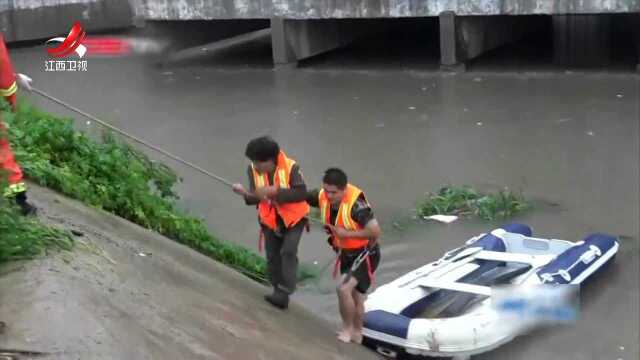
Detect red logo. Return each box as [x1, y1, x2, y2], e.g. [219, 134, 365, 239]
[46, 22, 87, 58]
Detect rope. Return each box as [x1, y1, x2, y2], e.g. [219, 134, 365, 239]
[31, 87, 234, 187]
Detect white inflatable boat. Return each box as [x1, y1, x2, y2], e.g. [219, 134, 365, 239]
[362, 223, 618, 359]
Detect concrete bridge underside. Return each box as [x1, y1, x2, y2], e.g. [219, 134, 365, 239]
[2, 1, 639, 71]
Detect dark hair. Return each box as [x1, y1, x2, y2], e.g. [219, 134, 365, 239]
[323, 168, 348, 189]
[245, 136, 280, 162]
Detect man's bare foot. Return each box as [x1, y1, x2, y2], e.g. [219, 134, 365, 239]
[351, 331, 363, 344]
[337, 329, 352, 343]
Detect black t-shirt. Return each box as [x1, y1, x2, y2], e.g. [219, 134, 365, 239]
[306, 189, 374, 228]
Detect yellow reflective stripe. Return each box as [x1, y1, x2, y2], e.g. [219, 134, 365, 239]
[278, 169, 287, 188]
[280, 155, 295, 189]
[340, 185, 362, 231]
[340, 202, 354, 229]
[320, 203, 327, 225]
[0, 81, 17, 97]
[318, 190, 327, 224]
[3, 182, 26, 197]
[251, 164, 265, 187]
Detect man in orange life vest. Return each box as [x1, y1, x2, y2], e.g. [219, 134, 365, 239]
[306, 168, 382, 344]
[0, 34, 36, 215]
[232, 136, 310, 309]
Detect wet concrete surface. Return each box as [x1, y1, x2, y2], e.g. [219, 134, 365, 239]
[7, 31, 640, 360]
[0, 184, 378, 360]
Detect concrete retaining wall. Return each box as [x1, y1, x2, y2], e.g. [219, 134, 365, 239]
[1, 0, 135, 42]
[139, 0, 640, 20]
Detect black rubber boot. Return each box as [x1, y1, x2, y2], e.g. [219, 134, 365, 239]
[264, 288, 289, 310]
[15, 191, 37, 216]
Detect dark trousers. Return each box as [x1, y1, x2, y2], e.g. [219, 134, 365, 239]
[263, 220, 306, 294]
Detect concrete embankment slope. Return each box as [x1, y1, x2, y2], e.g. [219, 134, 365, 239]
[0, 184, 377, 360]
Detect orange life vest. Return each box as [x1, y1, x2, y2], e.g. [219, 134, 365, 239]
[251, 151, 309, 230]
[319, 183, 370, 250]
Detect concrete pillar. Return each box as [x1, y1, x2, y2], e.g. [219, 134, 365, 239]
[271, 17, 297, 69]
[634, 27, 640, 73]
[439, 14, 533, 71]
[439, 12, 465, 71]
[553, 14, 611, 68]
[632, 16, 640, 72]
[637, 43, 640, 73]
[271, 17, 375, 69]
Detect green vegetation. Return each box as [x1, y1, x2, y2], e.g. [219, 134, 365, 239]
[417, 185, 530, 221]
[3, 100, 314, 283]
[0, 173, 73, 264]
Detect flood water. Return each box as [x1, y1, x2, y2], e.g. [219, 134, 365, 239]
[11, 28, 639, 360]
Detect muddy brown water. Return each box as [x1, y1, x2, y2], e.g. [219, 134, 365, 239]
[10, 36, 639, 360]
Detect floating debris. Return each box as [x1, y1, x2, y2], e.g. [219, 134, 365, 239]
[477, 122, 483, 126]
[616, 94, 624, 98]
[557, 118, 572, 123]
[473, 77, 483, 82]
[587, 131, 595, 136]
[137, 252, 152, 257]
[353, 96, 360, 100]
[161, 71, 173, 76]
[408, 106, 416, 110]
[424, 215, 459, 224]
[464, 108, 469, 112]
[375, 122, 385, 128]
